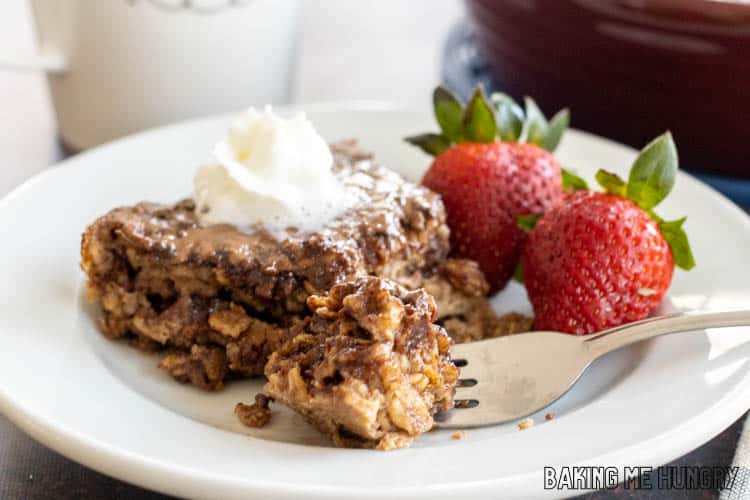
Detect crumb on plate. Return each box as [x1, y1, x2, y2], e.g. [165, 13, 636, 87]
[545, 412, 555, 421]
[451, 431, 464, 440]
[235, 393, 273, 428]
[518, 418, 534, 430]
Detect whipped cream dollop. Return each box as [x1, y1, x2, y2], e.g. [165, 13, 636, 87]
[194, 107, 356, 232]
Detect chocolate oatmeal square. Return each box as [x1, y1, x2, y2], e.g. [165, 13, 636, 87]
[81, 142, 450, 385]
[81, 141, 527, 392]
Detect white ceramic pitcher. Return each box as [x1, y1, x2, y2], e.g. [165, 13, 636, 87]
[0, 0, 301, 150]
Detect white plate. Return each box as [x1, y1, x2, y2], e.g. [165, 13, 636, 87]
[1, 103, 749, 500]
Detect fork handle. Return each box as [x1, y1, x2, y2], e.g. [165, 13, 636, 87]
[583, 309, 750, 359]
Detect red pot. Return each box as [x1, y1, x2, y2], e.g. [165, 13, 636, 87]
[465, 0, 750, 177]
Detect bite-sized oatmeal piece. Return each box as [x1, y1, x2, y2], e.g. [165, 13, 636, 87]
[424, 259, 533, 343]
[442, 310, 533, 344]
[264, 277, 458, 450]
[235, 394, 273, 428]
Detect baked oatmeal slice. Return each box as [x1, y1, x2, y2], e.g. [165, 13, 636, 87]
[81, 139, 528, 391]
[264, 277, 458, 450]
[80, 141, 450, 385]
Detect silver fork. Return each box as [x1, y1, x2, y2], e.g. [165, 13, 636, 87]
[436, 309, 750, 428]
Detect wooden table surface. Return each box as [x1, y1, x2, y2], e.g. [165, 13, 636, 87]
[0, 1, 746, 498]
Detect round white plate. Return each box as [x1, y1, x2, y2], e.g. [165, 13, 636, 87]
[1, 104, 749, 500]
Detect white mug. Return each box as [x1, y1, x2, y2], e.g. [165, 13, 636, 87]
[1, 0, 301, 150]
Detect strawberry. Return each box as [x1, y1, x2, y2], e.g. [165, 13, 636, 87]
[523, 132, 695, 334]
[405, 86, 579, 292]
[422, 142, 561, 291]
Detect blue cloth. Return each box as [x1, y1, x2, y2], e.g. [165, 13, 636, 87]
[720, 416, 750, 499]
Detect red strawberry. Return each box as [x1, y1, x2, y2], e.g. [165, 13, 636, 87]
[523, 132, 695, 334]
[406, 86, 575, 292]
[422, 142, 562, 291]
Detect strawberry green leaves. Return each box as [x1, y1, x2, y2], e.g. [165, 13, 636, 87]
[491, 93, 524, 142]
[519, 97, 547, 147]
[405, 85, 569, 155]
[434, 85, 502, 144]
[595, 170, 627, 196]
[516, 213, 541, 233]
[513, 261, 525, 284]
[405, 85, 498, 154]
[510, 96, 569, 153]
[657, 217, 696, 270]
[543, 109, 570, 152]
[404, 133, 451, 156]
[462, 86, 497, 143]
[621, 132, 693, 269]
[433, 87, 463, 142]
[562, 168, 589, 193]
[626, 132, 678, 210]
[592, 132, 694, 271]
[595, 133, 676, 204]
